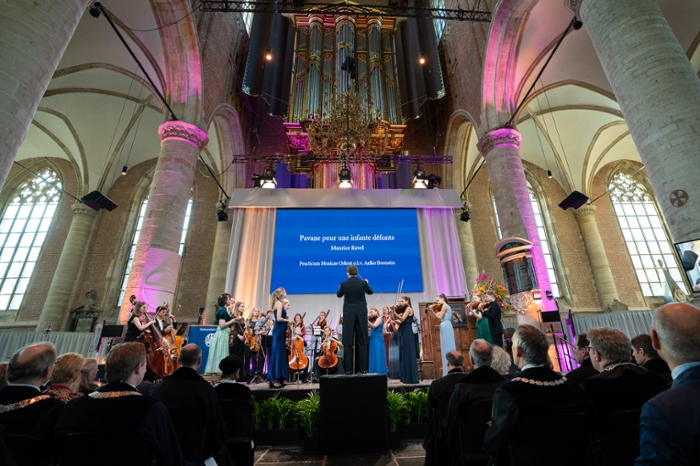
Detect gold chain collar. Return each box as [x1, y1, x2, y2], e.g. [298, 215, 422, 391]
[0, 395, 51, 413]
[512, 376, 567, 387]
[88, 391, 142, 399]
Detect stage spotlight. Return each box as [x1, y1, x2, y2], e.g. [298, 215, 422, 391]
[216, 208, 228, 222]
[545, 290, 554, 300]
[547, 170, 552, 179]
[338, 167, 352, 189]
[265, 51, 272, 61]
[573, 18, 583, 30]
[89, 2, 102, 18]
[260, 166, 277, 189]
[412, 167, 428, 189]
[121, 165, 129, 176]
[460, 209, 471, 223]
[419, 57, 426, 65]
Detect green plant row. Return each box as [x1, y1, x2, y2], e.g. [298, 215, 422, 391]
[252, 389, 428, 435]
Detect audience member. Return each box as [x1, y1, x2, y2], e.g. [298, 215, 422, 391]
[491, 346, 519, 380]
[637, 303, 700, 465]
[584, 328, 667, 418]
[423, 351, 467, 466]
[483, 325, 593, 465]
[444, 340, 507, 464]
[45, 352, 84, 402]
[153, 343, 227, 463]
[0, 363, 8, 389]
[631, 333, 672, 383]
[566, 333, 599, 384]
[0, 342, 63, 435]
[215, 355, 252, 402]
[52, 342, 183, 466]
[71, 358, 99, 395]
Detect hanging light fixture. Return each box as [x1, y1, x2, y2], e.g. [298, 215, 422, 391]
[261, 165, 277, 189]
[412, 166, 429, 189]
[338, 162, 352, 189]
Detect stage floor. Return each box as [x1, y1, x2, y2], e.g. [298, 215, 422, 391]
[254, 442, 424, 466]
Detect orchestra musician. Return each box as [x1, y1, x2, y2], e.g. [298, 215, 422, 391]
[428, 293, 457, 377]
[154, 305, 177, 339]
[267, 289, 292, 389]
[392, 296, 419, 384]
[123, 301, 154, 342]
[230, 301, 247, 363]
[383, 305, 400, 379]
[244, 306, 264, 383]
[467, 294, 493, 344]
[203, 293, 237, 380]
[292, 313, 306, 343]
[368, 308, 387, 375]
[313, 325, 344, 378]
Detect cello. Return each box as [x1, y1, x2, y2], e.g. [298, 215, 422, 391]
[288, 312, 309, 372]
[318, 329, 339, 371]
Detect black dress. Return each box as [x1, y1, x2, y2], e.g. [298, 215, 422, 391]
[398, 313, 418, 384]
[123, 314, 140, 342]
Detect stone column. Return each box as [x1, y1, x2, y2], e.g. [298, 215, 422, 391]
[205, 209, 232, 323]
[456, 209, 478, 288]
[119, 121, 208, 323]
[0, 0, 89, 189]
[477, 128, 555, 314]
[575, 0, 700, 243]
[37, 203, 98, 330]
[573, 205, 623, 311]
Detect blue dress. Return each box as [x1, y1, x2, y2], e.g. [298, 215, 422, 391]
[439, 305, 457, 377]
[369, 320, 387, 375]
[267, 308, 289, 382]
[398, 313, 419, 384]
[204, 307, 232, 374]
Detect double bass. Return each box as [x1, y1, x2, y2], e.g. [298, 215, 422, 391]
[161, 303, 184, 370]
[137, 309, 175, 379]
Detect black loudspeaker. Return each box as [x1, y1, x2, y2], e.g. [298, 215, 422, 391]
[81, 190, 118, 212]
[558, 190, 589, 210]
[320, 375, 388, 454]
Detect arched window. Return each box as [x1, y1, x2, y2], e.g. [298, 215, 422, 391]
[0, 169, 61, 311]
[431, 0, 446, 39]
[117, 197, 193, 305]
[492, 185, 561, 297]
[609, 172, 684, 296]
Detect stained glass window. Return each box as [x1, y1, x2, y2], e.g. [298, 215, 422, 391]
[609, 172, 685, 296]
[0, 170, 61, 311]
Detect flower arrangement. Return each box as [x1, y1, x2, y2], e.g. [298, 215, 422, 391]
[470, 271, 517, 314]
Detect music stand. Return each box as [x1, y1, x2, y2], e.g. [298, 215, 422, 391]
[94, 321, 125, 364]
[304, 327, 323, 384]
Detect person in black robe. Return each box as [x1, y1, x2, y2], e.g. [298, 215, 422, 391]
[337, 264, 373, 374]
[215, 355, 252, 402]
[50, 343, 183, 466]
[567, 334, 599, 384]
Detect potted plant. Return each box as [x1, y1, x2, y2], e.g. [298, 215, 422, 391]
[254, 394, 301, 446]
[400, 389, 428, 439]
[298, 391, 321, 454]
[386, 390, 405, 449]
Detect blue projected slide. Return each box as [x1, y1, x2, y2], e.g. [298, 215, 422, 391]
[271, 209, 423, 294]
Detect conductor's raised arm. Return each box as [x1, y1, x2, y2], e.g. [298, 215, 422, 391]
[337, 283, 345, 298]
[364, 280, 373, 295]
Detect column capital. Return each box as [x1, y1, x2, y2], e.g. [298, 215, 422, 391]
[572, 204, 596, 220]
[158, 121, 208, 150]
[477, 128, 521, 156]
[72, 202, 98, 218]
[565, 0, 582, 16]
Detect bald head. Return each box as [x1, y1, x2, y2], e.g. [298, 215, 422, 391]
[179, 344, 202, 369]
[8, 342, 57, 386]
[469, 339, 494, 368]
[652, 303, 700, 369]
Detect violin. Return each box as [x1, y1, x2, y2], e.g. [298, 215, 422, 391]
[318, 337, 339, 370]
[429, 303, 442, 314]
[392, 303, 408, 316]
[245, 324, 259, 352]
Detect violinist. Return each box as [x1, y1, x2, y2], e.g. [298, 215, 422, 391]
[428, 293, 456, 377]
[480, 292, 504, 347]
[243, 306, 262, 383]
[314, 311, 329, 331]
[467, 294, 493, 344]
[392, 296, 419, 384]
[368, 308, 387, 375]
[292, 313, 306, 342]
[203, 293, 237, 379]
[230, 301, 247, 362]
[383, 305, 400, 379]
[267, 290, 292, 389]
[123, 301, 154, 342]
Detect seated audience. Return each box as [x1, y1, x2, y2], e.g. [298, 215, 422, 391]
[483, 325, 593, 465]
[444, 340, 507, 464]
[566, 333, 599, 384]
[0, 363, 8, 389]
[153, 344, 227, 463]
[491, 346, 519, 379]
[423, 351, 467, 466]
[70, 358, 99, 395]
[215, 355, 252, 402]
[45, 353, 84, 402]
[584, 327, 667, 417]
[631, 333, 672, 383]
[0, 342, 63, 435]
[637, 303, 700, 466]
[52, 342, 183, 466]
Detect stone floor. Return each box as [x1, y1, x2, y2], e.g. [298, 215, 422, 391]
[253, 442, 425, 466]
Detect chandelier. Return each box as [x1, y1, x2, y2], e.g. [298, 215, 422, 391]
[302, 90, 390, 163]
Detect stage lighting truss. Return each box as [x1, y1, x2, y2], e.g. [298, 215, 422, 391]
[199, 1, 492, 23]
[232, 152, 452, 165]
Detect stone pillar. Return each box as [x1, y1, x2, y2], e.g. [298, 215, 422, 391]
[573, 205, 623, 311]
[456, 209, 478, 288]
[37, 203, 98, 330]
[576, 0, 700, 243]
[205, 209, 232, 323]
[119, 121, 208, 323]
[477, 128, 555, 314]
[0, 0, 89, 189]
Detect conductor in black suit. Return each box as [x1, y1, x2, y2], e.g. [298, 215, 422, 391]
[481, 292, 504, 347]
[337, 264, 373, 374]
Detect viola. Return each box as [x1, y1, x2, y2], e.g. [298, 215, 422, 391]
[246, 326, 259, 352]
[318, 338, 339, 370]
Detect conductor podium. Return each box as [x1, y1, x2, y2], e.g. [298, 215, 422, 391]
[319, 374, 388, 454]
